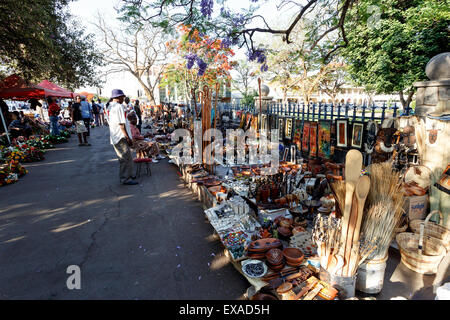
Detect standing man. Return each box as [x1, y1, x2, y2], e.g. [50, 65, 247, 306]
[133, 99, 142, 132]
[47, 97, 60, 136]
[80, 96, 92, 136]
[108, 89, 138, 186]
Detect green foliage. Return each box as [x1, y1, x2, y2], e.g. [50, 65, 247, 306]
[342, 0, 450, 103]
[0, 0, 104, 89]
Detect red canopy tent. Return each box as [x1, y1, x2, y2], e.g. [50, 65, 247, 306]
[0, 74, 64, 100]
[37, 80, 74, 99]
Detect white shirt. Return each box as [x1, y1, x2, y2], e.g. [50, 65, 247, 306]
[108, 102, 132, 145]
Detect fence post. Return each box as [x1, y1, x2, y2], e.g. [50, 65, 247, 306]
[312, 102, 316, 122]
[330, 103, 334, 122]
[381, 103, 387, 123]
[307, 102, 311, 122]
[302, 103, 305, 124]
[362, 103, 366, 123]
[371, 103, 376, 120]
[392, 102, 398, 118]
[344, 103, 349, 119]
[318, 102, 322, 121]
[353, 104, 357, 122]
[337, 102, 341, 119]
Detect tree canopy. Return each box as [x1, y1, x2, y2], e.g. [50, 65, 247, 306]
[342, 0, 450, 108]
[0, 0, 103, 89]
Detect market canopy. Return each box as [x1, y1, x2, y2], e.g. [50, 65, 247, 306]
[37, 80, 74, 98]
[75, 91, 96, 101]
[0, 74, 64, 101]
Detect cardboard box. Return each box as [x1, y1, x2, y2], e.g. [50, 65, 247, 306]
[403, 194, 429, 221]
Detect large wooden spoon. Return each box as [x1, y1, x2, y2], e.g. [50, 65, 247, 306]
[347, 176, 370, 276]
[339, 149, 363, 275]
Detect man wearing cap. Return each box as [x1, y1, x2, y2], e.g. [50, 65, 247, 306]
[108, 89, 138, 185]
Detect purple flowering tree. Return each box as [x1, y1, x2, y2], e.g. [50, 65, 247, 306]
[117, 0, 356, 69]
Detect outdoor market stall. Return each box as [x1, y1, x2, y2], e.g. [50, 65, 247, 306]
[162, 77, 449, 300]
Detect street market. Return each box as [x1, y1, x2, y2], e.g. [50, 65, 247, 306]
[0, 0, 449, 307]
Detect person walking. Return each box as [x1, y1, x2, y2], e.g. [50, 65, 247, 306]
[108, 89, 138, 186]
[92, 99, 100, 126]
[72, 96, 90, 146]
[47, 97, 60, 136]
[97, 99, 105, 126]
[80, 96, 92, 136]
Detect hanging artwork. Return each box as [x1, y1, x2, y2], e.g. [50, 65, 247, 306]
[279, 117, 285, 141]
[302, 121, 310, 153]
[251, 115, 258, 132]
[245, 113, 252, 130]
[285, 118, 293, 140]
[293, 120, 302, 152]
[318, 120, 332, 159]
[261, 115, 267, 132]
[336, 119, 348, 148]
[309, 122, 318, 157]
[239, 113, 246, 129]
[364, 120, 378, 154]
[351, 121, 365, 149]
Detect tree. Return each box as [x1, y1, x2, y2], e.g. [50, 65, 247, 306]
[318, 62, 348, 104]
[160, 24, 235, 103]
[342, 0, 450, 109]
[231, 60, 257, 106]
[260, 20, 345, 105]
[0, 0, 103, 89]
[94, 16, 170, 104]
[117, 0, 357, 68]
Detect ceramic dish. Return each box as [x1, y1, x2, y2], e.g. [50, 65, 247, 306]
[241, 259, 268, 279]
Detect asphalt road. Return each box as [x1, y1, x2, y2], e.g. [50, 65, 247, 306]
[0, 126, 248, 299]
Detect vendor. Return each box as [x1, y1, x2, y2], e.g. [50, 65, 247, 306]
[8, 111, 32, 138]
[127, 112, 162, 161]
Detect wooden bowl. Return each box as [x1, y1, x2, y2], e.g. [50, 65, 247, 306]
[265, 248, 284, 266]
[282, 247, 304, 265]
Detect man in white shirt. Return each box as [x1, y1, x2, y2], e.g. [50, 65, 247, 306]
[108, 89, 138, 185]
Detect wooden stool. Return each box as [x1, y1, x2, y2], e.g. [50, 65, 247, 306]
[134, 158, 152, 177]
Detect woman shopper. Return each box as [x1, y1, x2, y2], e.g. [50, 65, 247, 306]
[72, 96, 90, 146]
[47, 97, 60, 136]
[127, 113, 161, 162]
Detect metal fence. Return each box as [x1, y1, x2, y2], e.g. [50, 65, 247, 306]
[225, 101, 413, 124]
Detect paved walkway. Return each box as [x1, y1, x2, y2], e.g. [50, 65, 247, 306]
[0, 126, 248, 299]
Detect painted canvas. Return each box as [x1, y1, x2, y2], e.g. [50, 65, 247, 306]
[336, 119, 348, 148]
[293, 120, 302, 151]
[351, 122, 365, 149]
[309, 122, 318, 157]
[318, 120, 332, 159]
[302, 121, 310, 152]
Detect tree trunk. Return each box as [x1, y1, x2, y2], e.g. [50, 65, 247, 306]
[399, 90, 414, 110]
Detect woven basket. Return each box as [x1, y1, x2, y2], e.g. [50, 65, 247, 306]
[410, 211, 450, 252]
[396, 232, 446, 275]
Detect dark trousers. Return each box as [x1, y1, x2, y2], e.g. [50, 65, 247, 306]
[83, 118, 91, 136]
